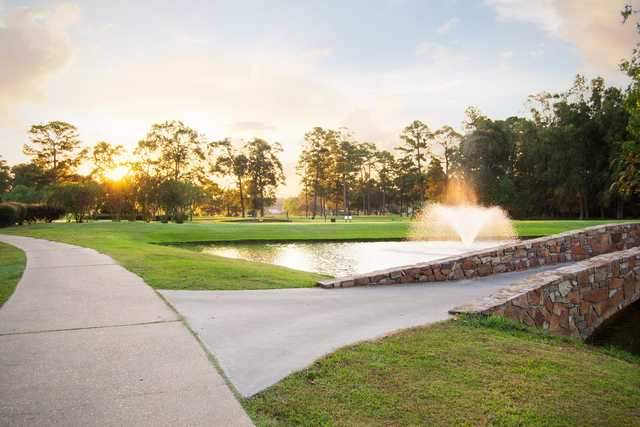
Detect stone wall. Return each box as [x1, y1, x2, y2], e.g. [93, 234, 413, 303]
[317, 223, 640, 289]
[450, 247, 640, 339]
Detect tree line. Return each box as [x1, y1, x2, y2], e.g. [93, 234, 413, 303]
[1, 68, 639, 224]
[0, 120, 284, 222]
[289, 73, 639, 220]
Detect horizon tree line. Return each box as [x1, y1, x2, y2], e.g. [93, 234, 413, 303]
[0, 120, 284, 222]
[290, 73, 640, 220]
[2, 68, 639, 223]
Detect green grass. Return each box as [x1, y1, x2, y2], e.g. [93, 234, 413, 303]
[246, 316, 640, 426]
[0, 218, 634, 291]
[0, 242, 26, 307]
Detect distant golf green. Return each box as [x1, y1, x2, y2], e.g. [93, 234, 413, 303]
[1, 218, 634, 291]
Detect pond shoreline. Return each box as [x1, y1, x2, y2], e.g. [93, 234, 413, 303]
[160, 235, 543, 247]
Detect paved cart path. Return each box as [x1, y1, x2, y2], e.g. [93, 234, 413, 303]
[0, 235, 252, 427]
[161, 264, 567, 398]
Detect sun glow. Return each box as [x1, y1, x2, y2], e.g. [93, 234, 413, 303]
[104, 165, 130, 181]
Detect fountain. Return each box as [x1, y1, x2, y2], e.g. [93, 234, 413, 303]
[410, 180, 516, 247]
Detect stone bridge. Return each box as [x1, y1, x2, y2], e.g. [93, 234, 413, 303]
[450, 246, 640, 339]
[317, 223, 640, 339]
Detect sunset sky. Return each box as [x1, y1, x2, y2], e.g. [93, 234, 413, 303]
[1, 0, 637, 196]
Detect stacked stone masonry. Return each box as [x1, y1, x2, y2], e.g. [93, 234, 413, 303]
[317, 223, 640, 289]
[450, 246, 640, 339]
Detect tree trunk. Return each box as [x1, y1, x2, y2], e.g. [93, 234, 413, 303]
[381, 187, 386, 213]
[616, 198, 624, 219]
[312, 186, 318, 219]
[342, 176, 348, 215]
[260, 188, 265, 217]
[237, 177, 245, 218]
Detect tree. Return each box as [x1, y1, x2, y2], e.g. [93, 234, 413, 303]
[23, 121, 87, 184]
[326, 131, 361, 216]
[356, 142, 377, 214]
[433, 125, 462, 179]
[158, 180, 203, 222]
[425, 158, 446, 202]
[139, 120, 205, 181]
[91, 141, 125, 182]
[297, 127, 334, 218]
[245, 138, 285, 217]
[213, 139, 249, 217]
[611, 6, 640, 214]
[131, 139, 161, 221]
[0, 156, 11, 200]
[4, 185, 42, 203]
[374, 150, 396, 213]
[397, 120, 432, 202]
[11, 163, 48, 189]
[47, 179, 101, 223]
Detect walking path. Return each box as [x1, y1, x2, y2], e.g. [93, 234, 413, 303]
[161, 263, 567, 397]
[0, 235, 252, 427]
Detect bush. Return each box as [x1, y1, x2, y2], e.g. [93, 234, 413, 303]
[24, 204, 65, 223]
[0, 203, 18, 227]
[5, 202, 26, 225]
[0, 203, 63, 226]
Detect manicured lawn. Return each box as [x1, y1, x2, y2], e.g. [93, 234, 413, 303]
[246, 316, 640, 426]
[0, 219, 635, 291]
[0, 242, 26, 307]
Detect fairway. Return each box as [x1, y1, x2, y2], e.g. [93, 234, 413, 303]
[0, 218, 635, 291]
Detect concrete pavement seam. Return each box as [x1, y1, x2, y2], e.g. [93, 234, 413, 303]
[152, 290, 251, 406]
[0, 319, 182, 337]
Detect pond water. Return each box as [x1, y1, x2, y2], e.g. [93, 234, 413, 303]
[198, 240, 507, 277]
[589, 299, 640, 356]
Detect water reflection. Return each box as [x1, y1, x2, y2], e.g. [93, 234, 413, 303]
[201, 240, 505, 277]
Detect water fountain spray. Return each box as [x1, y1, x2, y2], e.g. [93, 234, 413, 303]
[410, 180, 516, 247]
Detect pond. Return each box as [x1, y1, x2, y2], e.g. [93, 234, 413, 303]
[197, 240, 507, 277]
[589, 299, 640, 356]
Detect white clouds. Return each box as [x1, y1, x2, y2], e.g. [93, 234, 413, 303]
[436, 17, 460, 34]
[500, 50, 514, 60]
[415, 41, 467, 66]
[485, 0, 637, 75]
[486, 0, 562, 33]
[0, 3, 79, 123]
[232, 121, 277, 133]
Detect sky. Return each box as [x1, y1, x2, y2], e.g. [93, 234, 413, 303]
[1, 0, 638, 196]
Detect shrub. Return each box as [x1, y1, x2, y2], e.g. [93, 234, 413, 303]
[24, 204, 65, 223]
[0, 203, 18, 227]
[5, 202, 26, 225]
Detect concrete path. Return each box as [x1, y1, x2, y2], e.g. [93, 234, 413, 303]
[0, 235, 253, 427]
[161, 264, 564, 398]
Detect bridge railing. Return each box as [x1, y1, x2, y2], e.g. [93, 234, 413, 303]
[317, 222, 640, 289]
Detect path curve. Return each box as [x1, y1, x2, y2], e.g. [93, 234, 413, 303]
[0, 235, 252, 427]
[162, 263, 569, 397]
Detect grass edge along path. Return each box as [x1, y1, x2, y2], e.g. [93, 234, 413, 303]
[0, 241, 26, 307]
[245, 315, 640, 427]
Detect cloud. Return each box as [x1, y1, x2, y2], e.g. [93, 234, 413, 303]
[485, 0, 637, 74]
[486, 0, 562, 33]
[436, 17, 460, 34]
[232, 121, 277, 132]
[415, 41, 467, 66]
[0, 3, 79, 123]
[500, 50, 514, 60]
